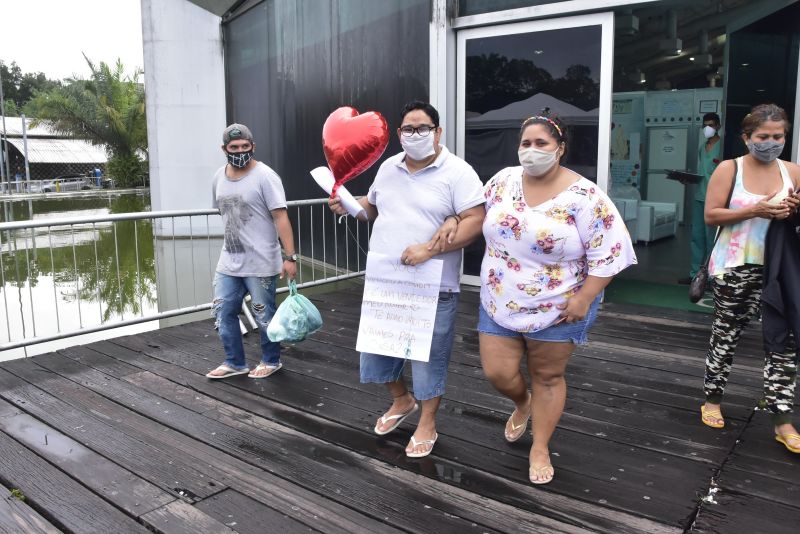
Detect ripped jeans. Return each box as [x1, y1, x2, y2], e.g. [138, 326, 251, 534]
[212, 272, 280, 368]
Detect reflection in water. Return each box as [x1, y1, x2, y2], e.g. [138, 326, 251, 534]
[2, 195, 359, 358]
[0, 193, 158, 358]
[89, 201, 157, 321]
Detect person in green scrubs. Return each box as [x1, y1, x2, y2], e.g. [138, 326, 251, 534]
[681, 113, 722, 284]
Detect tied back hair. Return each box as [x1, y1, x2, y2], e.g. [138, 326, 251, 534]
[741, 103, 790, 137]
[519, 108, 567, 158]
[519, 107, 567, 144]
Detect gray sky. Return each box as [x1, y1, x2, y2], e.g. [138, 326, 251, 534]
[0, 0, 143, 80]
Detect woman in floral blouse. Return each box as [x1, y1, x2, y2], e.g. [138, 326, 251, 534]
[478, 115, 636, 484]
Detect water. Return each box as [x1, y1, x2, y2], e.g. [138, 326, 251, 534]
[0, 192, 159, 359]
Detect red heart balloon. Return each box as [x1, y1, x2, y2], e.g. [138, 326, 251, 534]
[322, 107, 389, 197]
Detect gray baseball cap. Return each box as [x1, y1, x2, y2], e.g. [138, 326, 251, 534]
[222, 123, 253, 145]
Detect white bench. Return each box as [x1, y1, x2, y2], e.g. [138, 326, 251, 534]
[636, 201, 678, 243]
[610, 197, 639, 242]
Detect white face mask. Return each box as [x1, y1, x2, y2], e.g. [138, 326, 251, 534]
[401, 133, 436, 161]
[703, 125, 717, 139]
[518, 146, 559, 176]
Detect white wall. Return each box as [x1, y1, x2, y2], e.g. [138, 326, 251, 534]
[141, 0, 226, 234]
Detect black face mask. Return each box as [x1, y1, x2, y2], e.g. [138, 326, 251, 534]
[227, 150, 253, 169]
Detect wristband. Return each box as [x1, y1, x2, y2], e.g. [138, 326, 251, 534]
[445, 214, 461, 224]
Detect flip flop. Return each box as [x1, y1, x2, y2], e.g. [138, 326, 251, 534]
[700, 404, 725, 429]
[505, 394, 532, 443]
[248, 362, 282, 379]
[206, 363, 249, 379]
[373, 402, 419, 435]
[406, 433, 438, 458]
[529, 463, 555, 485]
[775, 433, 800, 454]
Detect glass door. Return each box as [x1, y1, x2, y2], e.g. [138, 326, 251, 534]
[456, 13, 614, 283]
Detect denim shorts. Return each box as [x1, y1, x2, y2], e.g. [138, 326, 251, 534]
[477, 294, 602, 345]
[360, 292, 459, 400]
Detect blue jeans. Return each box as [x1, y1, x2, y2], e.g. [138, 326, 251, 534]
[212, 272, 281, 368]
[360, 292, 459, 400]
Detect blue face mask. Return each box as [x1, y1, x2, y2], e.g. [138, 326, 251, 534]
[748, 140, 784, 162]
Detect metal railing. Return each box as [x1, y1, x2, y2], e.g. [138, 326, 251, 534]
[0, 198, 370, 354]
[0, 177, 112, 195]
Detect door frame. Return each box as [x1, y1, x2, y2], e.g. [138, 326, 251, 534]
[452, 12, 615, 285]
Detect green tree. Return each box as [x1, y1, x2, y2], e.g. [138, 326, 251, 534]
[1, 60, 60, 111]
[26, 56, 147, 187]
[3, 99, 18, 116]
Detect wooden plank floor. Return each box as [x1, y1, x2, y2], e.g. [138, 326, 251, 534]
[0, 285, 797, 533]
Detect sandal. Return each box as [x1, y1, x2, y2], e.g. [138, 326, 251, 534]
[374, 402, 419, 436]
[248, 362, 282, 379]
[775, 432, 800, 454]
[406, 433, 438, 458]
[529, 463, 555, 485]
[505, 393, 532, 443]
[700, 404, 725, 429]
[206, 363, 249, 379]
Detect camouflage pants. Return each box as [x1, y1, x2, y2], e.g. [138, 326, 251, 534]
[704, 264, 797, 424]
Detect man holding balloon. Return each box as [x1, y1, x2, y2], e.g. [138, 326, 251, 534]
[329, 101, 485, 457]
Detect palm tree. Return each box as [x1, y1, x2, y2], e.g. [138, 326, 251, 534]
[26, 56, 147, 187]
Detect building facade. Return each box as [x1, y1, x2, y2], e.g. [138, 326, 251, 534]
[143, 0, 800, 290]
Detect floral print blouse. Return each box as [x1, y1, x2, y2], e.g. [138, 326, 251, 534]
[480, 167, 637, 333]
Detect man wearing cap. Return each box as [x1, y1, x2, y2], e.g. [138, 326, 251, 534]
[206, 123, 298, 379]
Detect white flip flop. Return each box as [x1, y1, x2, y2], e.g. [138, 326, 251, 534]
[206, 363, 249, 379]
[406, 433, 438, 458]
[373, 402, 419, 435]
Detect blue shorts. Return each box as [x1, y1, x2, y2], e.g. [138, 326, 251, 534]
[360, 292, 459, 400]
[477, 294, 602, 345]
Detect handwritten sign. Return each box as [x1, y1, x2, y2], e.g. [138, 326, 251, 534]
[356, 252, 443, 362]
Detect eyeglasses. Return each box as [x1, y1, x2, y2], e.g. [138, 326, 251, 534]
[400, 125, 436, 137]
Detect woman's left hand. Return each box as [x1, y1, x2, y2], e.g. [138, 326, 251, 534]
[427, 217, 459, 253]
[400, 244, 433, 266]
[558, 295, 592, 324]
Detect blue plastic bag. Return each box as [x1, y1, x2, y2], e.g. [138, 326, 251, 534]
[266, 280, 323, 342]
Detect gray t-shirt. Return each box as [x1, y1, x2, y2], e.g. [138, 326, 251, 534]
[212, 161, 287, 277]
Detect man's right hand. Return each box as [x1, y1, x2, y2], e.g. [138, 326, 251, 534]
[328, 195, 348, 216]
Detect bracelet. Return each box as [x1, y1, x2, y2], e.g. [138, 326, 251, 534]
[445, 214, 462, 224]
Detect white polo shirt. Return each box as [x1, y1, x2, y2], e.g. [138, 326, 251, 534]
[367, 146, 485, 292]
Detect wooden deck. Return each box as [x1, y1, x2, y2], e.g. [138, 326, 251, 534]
[0, 285, 797, 533]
